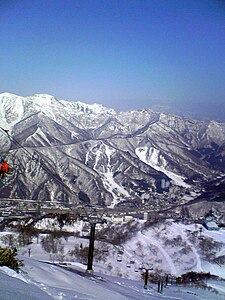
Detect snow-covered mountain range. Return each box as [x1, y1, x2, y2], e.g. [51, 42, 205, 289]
[0, 92, 224, 208]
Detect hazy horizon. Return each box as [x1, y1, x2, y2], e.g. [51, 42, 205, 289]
[0, 0, 224, 121]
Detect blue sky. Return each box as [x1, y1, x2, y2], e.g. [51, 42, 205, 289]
[0, 0, 224, 120]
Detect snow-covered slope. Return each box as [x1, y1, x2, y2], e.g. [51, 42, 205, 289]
[0, 223, 225, 300]
[2, 259, 224, 300]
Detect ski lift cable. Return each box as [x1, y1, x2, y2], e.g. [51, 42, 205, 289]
[109, 221, 145, 267]
[0, 127, 80, 196]
[0, 127, 34, 159]
[1, 133, 141, 271]
[0, 152, 65, 207]
[1, 153, 90, 219]
[0, 127, 91, 216]
[0, 128, 113, 223]
[0, 198, 61, 203]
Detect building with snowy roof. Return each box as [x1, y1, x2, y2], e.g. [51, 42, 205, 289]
[203, 220, 219, 231]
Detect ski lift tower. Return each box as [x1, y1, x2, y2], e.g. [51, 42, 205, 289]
[81, 205, 107, 274]
[141, 263, 153, 289]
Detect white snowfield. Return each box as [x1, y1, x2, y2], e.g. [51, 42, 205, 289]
[0, 221, 225, 299]
[85, 142, 130, 206]
[0, 256, 224, 300]
[135, 147, 191, 188]
[17, 219, 225, 280]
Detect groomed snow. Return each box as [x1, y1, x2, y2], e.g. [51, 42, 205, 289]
[0, 222, 225, 299]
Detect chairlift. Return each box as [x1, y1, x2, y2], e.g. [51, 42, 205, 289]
[126, 261, 131, 268]
[130, 257, 135, 264]
[0, 159, 15, 181]
[118, 247, 124, 255]
[117, 254, 122, 262]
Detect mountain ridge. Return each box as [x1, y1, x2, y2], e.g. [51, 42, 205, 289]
[0, 92, 224, 208]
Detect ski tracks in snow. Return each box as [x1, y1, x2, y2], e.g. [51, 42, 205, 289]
[172, 223, 202, 272]
[139, 231, 177, 276]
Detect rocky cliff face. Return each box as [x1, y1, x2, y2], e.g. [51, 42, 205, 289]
[0, 93, 224, 206]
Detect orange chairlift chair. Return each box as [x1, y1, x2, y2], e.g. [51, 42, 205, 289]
[0, 159, 14, 179]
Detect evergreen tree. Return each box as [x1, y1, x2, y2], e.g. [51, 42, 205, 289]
[0, 246, 23, 272]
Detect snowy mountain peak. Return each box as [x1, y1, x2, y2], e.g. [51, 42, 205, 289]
[0, 93, 27, 128]
[26, 94, 60, 106]
[75, 100, 115, 115]
[0, 92, 20, 98]
[60, 99, 116, 115]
